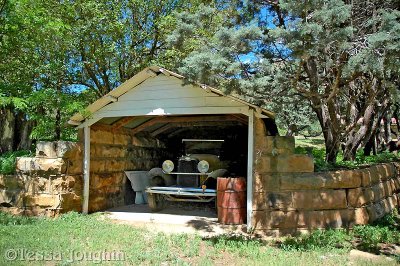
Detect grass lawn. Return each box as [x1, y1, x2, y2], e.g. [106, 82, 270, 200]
[0, 212, 397, 265]
[295, 136, 325, 149]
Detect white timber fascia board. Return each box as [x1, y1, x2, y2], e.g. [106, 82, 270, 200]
[82, 125, 90, 214]
[247, 108, 255, 230]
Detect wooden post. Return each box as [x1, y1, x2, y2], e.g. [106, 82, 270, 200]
[247, 109, 254, 230]
[82, 125, 90, 214]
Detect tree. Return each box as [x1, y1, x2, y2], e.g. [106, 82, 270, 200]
[0, 0, 51, 151]
[169, 0, 400, 162]
[65, 0, 211, 97]
[0, 0, 209, 148]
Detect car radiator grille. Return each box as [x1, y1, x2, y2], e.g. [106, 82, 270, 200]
[177, 159, 199, 187]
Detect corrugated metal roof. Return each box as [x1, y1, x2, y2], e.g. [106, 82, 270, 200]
[68, 66, 274, 125]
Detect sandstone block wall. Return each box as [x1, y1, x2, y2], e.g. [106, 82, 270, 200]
[252, 118, 400, 235]
[1, 124, 169, 215]
[87, 124, 170, 212]
[0, 141, 83, 217]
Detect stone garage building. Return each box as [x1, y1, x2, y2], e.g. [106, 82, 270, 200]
[67, 66, 292, 230]
[4, 66, 400, 235]
[66, 66, 400, 234]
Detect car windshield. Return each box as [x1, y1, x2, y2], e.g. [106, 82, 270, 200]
[182, 139, 224, 155]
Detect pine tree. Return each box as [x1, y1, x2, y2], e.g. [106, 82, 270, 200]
[169, 0, 400, 162]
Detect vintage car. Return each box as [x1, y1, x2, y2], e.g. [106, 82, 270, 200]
[146, 139, 229, 211]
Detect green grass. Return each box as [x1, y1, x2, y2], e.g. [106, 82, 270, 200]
[1, 211, 399, 265]
[294, 136, 325, 149]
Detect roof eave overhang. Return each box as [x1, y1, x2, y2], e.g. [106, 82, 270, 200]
[68, 66, 275, 126]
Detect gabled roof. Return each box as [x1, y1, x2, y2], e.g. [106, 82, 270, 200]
[68, 66, 274, 126]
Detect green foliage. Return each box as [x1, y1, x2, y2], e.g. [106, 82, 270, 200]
[281, 229, 352, 251]
[353, 225, 400, 252]
[1, 0, 212, 143]
[0, 212, 37, 226]
[170, 1, 400, 163]
[373, 208, 400, 229]
[206, 234, 263, 258]
[280, 210, 400, 258]
[295, 146, 399, 171]
[0, 150, 31, 174]
[28, 88, 92, 141]
[352, 209, 400, 252]
[5, 211, 400, 265]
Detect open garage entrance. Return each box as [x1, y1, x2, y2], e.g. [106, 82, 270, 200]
[68, 66, 276, 228]
[92, 114, 249, 214]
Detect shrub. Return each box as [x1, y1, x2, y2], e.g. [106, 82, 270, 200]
[353, 225, 399, 252]
[352, 210, 400, 252]
[0, 212, 38, 226]
[295, 147, 399, 172]
[0, 150, 32, 174]
[280, 229, 352, 251]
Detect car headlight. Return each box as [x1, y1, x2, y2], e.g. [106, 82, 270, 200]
[162, 160, 174, 173]
[197, 160, 209, 173]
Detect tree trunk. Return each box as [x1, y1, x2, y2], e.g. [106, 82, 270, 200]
[55, 108, 61, 140]
[383, 113, 392, 144]
[313, 104, 340, 163]
[0, 107, 33, 153]
[0, 107, 15, 153]
[14, 110, 33, 151]
[364, 135, 377, 156]
[17, 119, 34, 150]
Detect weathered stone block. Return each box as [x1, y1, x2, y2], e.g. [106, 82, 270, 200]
[348, 188, 370, 207]
[360, 169, 372, 187]
[361, 164, 394, 187]
[91, 173, 116, 189]
[0, 175, 24, 190]
[35, 142, 57, 158]
[51, 175, 80, 193]
[257, 154, 314, 173]
[393, 177, 400, 192]
[36, 141, 81, 159]
[60, 192, 82, 212]
[252, 210, 307, 229]
[16, 157, 66, 174]
[280, 171, 362, 190]
[96, 145, 127, 158]
[353, 207, 369, 224]
[90, 129, 114, 144]
[105, 159, 126, 172]
[258, 136, 295, 156]
[388, 195, 397, 210]
[113, 172, 125, 185]
[366, 198, 393, 222]
[254, 117, 267, 137]
[397, 193, 400, 207]
[114, 134, 131, 145]
[305, 210, 353, 228]
[90, 160, 106, 173]
[253, 172, 280, 192]
[370, 181, 392, 202]
[266, 192, 292, 210]
[0, 189, 24, 206]
[368, 166, 380, 185]
[66, 159, 83, 175]
[292, 190, 347, 210]
[25, 194, 60, 208]
[253, 192, 292, 210]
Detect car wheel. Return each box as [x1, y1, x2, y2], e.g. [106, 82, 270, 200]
[148, 193, 165, 212]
